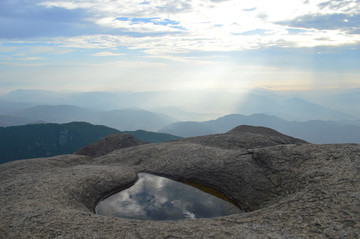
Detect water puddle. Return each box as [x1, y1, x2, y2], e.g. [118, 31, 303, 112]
[95, 173, 243, 220]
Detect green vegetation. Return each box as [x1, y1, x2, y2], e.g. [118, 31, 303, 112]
[0, 122, 118, 164]
[0, 122, 182, 164]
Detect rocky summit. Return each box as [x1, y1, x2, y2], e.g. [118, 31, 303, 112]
[0, 125, 359, 238]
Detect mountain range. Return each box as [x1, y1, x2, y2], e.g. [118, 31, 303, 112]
[1, 88, 360, 147]
[1, 102, 360, 144]
[159, 113, 360, 144]
[1, 88, 359, 121]
[0, 104, 174, 131]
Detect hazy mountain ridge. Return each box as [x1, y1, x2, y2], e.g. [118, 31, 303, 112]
[97, 108, 174, 131]
[234, 92, 354, 121]
[0, 114, 45, 127]
[153, 107, 222, 121]
[315, 87, 360, 118]
[0, 122, 182, 164]
[1, 88, 359, 145]
[13, 105, 98, 123]
[159, 113, 360, 144]
[1, 88, 358, 121]
[159, 121, 216, 138]
[1, 104, 175, 131]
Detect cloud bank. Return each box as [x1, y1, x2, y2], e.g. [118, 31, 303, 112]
[1, 0, 359, 55]
[0, 0, 359, 93]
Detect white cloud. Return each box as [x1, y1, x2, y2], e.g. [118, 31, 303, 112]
[19, 57, 43, 61]
[33, 0, 360, 60]
[39, 1, 93, 10]
[92, 52, 125, 56]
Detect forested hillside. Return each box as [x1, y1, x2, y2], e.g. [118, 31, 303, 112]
[0, 122, 181, 164]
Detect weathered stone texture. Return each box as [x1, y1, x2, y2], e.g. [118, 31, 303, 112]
[0, 126, 359, 238]
[75, 133, 145, 158]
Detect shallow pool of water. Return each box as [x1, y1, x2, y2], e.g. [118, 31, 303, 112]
[95, 173, 243, 220]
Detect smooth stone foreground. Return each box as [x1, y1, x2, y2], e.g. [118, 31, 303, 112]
[1, 126, 359, 238]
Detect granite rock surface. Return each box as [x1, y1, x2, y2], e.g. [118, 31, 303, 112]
[1, 126, 359, 238]
[75, 133, 145, 158]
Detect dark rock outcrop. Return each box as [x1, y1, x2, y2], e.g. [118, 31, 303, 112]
[75, 133, 145, 158]
[0, 126, 359, 238]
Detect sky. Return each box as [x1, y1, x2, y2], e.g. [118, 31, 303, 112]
[0, 0, 360, 94]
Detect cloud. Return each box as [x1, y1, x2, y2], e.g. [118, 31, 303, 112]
[318, 0, 360, 12]
[1, 0, 360, 62]
[210, 0, 230, 2]
[277, 13, 360, 31]
[92, 52, 125, 56]
[95, 17, 184, 34]
[0, 0, 95, 39]
[19, 57, 43, 61]
[242, 7, 257, 12]
[155, 0, 192, 14]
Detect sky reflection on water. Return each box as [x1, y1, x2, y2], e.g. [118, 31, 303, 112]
[95, 173, 243, 220]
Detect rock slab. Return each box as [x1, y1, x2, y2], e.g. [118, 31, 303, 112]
[0, 126, 359, 238]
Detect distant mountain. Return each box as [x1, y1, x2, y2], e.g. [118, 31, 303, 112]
[0, 115, 44, 127]
[0, 122, 182, 164]
[235, 92, 353, 121]
[13, 105, 98, 123]
[1, 89, 73, 106]
[0, 99, 35, 114]
[275, 97, 351, 121]
[320, 88, 360, 119]
[159, 114, 360, 144]
[2, 88, 358, 121]
[0, 89, 170, 111]
[338, 119, 360, 126]
[153, 107, 222, 121]
[8, 105, 175, 131]
[159, 121, 216, 138]
[97, 108, 175, 131]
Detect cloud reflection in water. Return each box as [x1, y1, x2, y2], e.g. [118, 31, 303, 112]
[96, 173, 243, 220]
